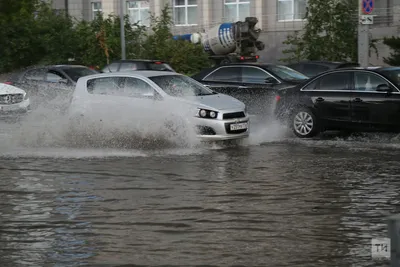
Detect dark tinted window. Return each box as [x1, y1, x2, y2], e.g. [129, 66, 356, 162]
[63, 67, 97, 82]
[23, 69, 46, 81]
[204, 67, 241, 82]
[354, 72, 389, 91]
[287, 63, 302, 73]
[302, 79, 318, 90]
[242, 67, 274, 83]
[318, 72, 350, 90]
[302, 64, 330, 77]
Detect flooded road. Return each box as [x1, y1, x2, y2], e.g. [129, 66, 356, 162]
[0, 115, 399, 266]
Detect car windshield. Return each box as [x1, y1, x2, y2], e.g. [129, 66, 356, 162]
[62, 67, 98, 82]
[149, 75, 214, 97]
[377, 67, 400, 87]
[266, 65, 309, 81]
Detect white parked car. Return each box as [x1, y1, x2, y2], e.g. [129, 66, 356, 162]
[0, 83, 30, 115]
[67, 71, 250, 141]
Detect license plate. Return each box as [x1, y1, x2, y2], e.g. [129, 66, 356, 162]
[230, 122, 248, 131]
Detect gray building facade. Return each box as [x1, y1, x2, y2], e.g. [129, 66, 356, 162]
[50, 0, 400, 65]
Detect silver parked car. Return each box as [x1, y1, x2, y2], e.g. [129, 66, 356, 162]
[67, 71, 250, 141]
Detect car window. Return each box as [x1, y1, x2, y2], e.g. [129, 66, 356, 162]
[23, 69, 46, 81]
[203, 67, 241, 82]
[119, 62, 138, 71]
[241, 67, 274, 83]
[302, 79, 318, 90]
[46, 71, 65, 82]
[302, 64, 330, 77]
[287, 63, 302, 73]
[102, 63, 120, 72]
[87, 77, 122, 95]
[317, 72, 351, 90]
[62, 67, 98, 82]
[120, 77, 155, 97]
[354, 72, 390, 91]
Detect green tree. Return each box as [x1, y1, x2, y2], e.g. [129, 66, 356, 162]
[139, 5, 212, 75]
[382, 36, 400, 66]
[281, 0, 358, 63]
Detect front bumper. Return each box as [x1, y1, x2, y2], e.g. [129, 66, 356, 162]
[193, 115, 250, 141]
[0, 99, 30, 116]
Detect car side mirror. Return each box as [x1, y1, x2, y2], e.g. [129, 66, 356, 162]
[376, 84, 391, 92]
[265, 77, 278, 84]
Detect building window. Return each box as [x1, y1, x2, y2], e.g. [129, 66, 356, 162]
[173, 0, 197, 26]
[127, 1, 150, 26]
[224, 0, 250, 22]
[277, 0, 307, 21]
[91, 1, 102, 19]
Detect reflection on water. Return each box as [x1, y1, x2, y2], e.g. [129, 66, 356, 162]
[0, 141, 399, 266]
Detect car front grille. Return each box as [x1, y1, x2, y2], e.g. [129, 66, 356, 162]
[222, 111, 246, 120]
[0, 94, 24, 105]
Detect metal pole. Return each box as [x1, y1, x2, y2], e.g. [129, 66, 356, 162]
[358, 0, 370, 67]
[120, 0, 126, 60]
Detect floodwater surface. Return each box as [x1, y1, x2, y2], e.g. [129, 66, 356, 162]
[0, 101, 399, 267]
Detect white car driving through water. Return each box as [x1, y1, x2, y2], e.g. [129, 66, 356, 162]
[67, 71, 249, 142]
[0, 83, 30, 116]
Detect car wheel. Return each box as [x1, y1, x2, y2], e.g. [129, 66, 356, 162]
[291, 108, 319, 138]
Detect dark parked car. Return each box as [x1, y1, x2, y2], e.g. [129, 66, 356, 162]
[286, 61, 360, 78]
[5, 65, 98, 108]
[6, 65, 98, 91]
[101, 60, 175, 73]
[191, 63, 309, 116]
[274, 67, 400, 138]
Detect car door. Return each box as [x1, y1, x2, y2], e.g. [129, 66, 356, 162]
[350, 71, 400, 130]
[200, 66, 243, 97]
[302, 71, 352, 126]
[240, 66, 281, 116]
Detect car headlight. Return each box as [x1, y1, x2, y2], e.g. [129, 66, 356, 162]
[196, 108, 218, 119]
[23, 93, 29, 100]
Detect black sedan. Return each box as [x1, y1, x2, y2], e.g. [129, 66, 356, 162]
[274, 67, 400, 138]
[192, 63, 309, 116]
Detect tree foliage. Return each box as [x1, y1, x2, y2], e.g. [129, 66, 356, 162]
[382, 37, 400, 66]
[281, 0, 358, 63]
[0, 2, 211, 75]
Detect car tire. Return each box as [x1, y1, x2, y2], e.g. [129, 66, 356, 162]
[291, 108, 319, 138]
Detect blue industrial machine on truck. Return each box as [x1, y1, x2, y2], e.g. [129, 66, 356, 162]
[173, 17, 265, 65]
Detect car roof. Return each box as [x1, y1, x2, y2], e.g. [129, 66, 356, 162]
[288, 61, 359, 66]
[81, 70, 181, 80]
